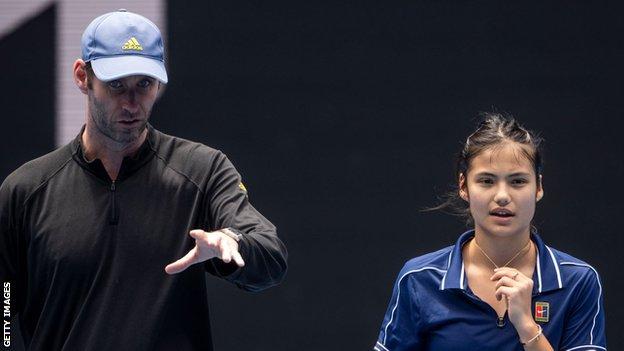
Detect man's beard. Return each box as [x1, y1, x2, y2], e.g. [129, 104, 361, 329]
[88, 91, 149, 144]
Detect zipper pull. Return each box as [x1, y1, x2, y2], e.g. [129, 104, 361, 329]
[496, 316, 506, 328]
[109, 180, 118, 225]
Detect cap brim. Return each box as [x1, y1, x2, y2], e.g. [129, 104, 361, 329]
[91, 55, 168, 84]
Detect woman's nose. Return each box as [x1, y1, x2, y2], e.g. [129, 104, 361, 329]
[494, 184, 511, 206]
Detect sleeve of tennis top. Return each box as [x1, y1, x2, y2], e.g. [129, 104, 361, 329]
[202, 152, 288, 292]
[375, 269, 423, 351]
[559, 265, 607, 351]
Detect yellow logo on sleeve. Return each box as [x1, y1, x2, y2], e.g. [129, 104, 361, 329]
[238, 182, 247, 193]
[122, 37, 143, 51]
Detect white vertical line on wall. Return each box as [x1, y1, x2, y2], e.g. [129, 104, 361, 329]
[56, 0, 166, 147]
[0, 0, 54, 39]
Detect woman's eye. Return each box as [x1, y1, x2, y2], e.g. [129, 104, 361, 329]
[478, 178, 494, 185]
[511, 178, 528, 185]
[108, 80, 123, 89]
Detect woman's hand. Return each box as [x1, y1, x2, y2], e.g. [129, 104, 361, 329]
[491, 267, 540, 342]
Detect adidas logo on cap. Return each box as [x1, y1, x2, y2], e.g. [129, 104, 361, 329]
[122, 37, 143, 51]
[81, 10, 168, 83]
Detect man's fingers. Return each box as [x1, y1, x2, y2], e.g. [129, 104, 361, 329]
[218, 235, 244, 267]
[232, 250, 245, 267]
[165, 246, 198, 274]
[220, 241, 232, 263]
[174, 229, 244, 269]
[217, 236, 244, 267]
[189, 229, 206, 240]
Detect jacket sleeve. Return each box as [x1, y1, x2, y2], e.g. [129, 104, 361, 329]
[559, 265, 607, 351]
[202, 152, 287, 292]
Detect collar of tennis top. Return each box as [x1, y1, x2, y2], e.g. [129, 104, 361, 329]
[440, 229, 563, 295]
[71, 123, 158, 183]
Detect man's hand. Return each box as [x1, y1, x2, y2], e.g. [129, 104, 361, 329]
[165, 229, 245, 274]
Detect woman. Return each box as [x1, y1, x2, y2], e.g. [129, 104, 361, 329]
[374, 113, 606, 351]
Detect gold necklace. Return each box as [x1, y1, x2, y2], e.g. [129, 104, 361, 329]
[471, 237, 532, 328]
[473, 238, 531, 270]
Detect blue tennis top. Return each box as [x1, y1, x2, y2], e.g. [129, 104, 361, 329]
[375, 230, 606, 351]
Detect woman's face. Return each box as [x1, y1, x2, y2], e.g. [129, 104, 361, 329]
[460, 142, 543, 239]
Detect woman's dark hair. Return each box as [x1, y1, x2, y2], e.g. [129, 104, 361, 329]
[426, 112, 544, 226]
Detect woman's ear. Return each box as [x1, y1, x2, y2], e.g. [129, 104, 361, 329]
[536, 174, 544, 202]
[459, 173, 469, 202]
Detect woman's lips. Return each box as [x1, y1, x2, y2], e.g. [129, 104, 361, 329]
[491, 213, 514, 217]
[489, 208, 514, 224]
[490, 208, 514, 216]
[490, 213, 514, 224]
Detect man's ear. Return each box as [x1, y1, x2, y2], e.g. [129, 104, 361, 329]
[459, 173, 469, 202]
[536, 174, 544, 202]
[73, 59, 89, 95]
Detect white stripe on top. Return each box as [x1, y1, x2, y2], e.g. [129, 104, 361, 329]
[382, 267, 447, 345]
[560, 261, 603, 346]
[546, 246, 563, 289]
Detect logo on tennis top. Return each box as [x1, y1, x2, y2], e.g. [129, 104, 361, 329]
[238, 182, 247, 193]
[535, 301, 549, 323]
[122, 37, 143, 51]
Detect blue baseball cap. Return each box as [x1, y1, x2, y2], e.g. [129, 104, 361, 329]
[81, 9, 168, 83]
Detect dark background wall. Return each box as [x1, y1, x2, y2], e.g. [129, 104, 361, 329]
[2, 2, 623, 350]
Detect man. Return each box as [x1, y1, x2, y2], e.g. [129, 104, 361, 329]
[0, 9, 287, 350]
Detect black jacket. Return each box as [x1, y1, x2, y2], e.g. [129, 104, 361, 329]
[0, 125, 287, 350]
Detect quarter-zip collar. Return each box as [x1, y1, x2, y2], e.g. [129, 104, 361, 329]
[440, 229, 564, 295]
[71, 124, 158, 182]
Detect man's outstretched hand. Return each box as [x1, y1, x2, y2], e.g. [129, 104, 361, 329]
[165, 229, 245, 274]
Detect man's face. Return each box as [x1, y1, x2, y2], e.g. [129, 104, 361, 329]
[87, 74, 159, 144]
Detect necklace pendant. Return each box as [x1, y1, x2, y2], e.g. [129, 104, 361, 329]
[496, 316, 506, 328]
